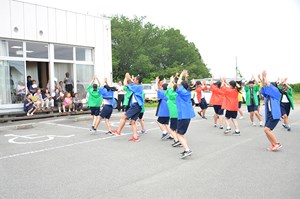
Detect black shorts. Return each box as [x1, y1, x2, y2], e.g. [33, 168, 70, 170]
[265, 111, 279, 130]
[247, 105, 258, 112]
[238, 101, 242, 109]
[125, 103, 142, 121]
[90, 107, 100, 116]
[157, 117, 170, 125]
[177, 119, 191, 135]
[100, 104, 113, 119]
[213, 105, 224, 115]
[225, 110, 238, 119]
[138, 112, 144, 119]
[199, 98, 208, 109]
[280, 102, 291, 116]
[170, 118, 178, 131]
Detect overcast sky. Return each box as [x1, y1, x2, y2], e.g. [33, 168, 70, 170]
[22, 0, 300, 83]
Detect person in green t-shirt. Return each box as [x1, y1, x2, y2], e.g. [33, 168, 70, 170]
[86, 76, 102, 132]
[164, 76, 180, 147]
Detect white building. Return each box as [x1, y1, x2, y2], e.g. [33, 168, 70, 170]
[0, 0, 112, 113]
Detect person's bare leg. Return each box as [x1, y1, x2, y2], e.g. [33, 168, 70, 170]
[104, 118, 112, 131]
[264, 127, 279, 145]
[117, 114, 127, 132]
[131, 120, 138, 138]
[177, 134, 189, 151]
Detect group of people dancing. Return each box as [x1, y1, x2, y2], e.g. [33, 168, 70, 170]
[43, 69, 292, 159]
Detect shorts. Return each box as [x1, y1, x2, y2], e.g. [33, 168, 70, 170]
[157, 117, 170, 125]
[213, 105, 224, 115]
[280, 102, 291, 116]
[247, 105, 258, 112]
[265, 111, 280, 130]
[138, 112, 144, 119]
[125, 103, 142, 121]
[199, 98, 208, 109]
[90, 107, 100, 116]
[100, 104, 113, 119]
[170, 118, 178, 131]
[24, 104, 36, 113]
[225, 110, 238, 119]
[177, 119, 191, 135]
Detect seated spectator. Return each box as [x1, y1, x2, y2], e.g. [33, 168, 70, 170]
[73, 92, 83, 112]
[33, 88, 44, 110]
[53, 88, 64, 113]
[30, 80, 38, 95]
[23, 93, 37, 116]
[42, 88, 54, 111]
[63, 92, 73, 112]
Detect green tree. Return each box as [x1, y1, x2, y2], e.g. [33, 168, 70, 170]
[111, 15, 211, 82]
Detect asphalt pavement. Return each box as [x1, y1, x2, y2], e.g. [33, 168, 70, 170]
[0, 105, 299, 199]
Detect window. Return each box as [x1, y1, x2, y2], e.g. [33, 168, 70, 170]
[76, 47, 93, 61]
[54, 45, 73, 60]
[76, 64, 94, 99]
[0, 60, 25, 104]
[0, 40, 24, 57]
[26, 42, 49, 59]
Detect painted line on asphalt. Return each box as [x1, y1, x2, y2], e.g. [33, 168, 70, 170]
[0, 126, 160, 161]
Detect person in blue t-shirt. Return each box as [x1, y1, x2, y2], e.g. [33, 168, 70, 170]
[176, 70, 195, 159]
[155, 76, 172, 141]
[260, 71, 282, 151]
[112, 73, 144, 142]
[93, 78, 117, 134]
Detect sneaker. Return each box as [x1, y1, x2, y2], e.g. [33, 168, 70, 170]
[89, 128, 96, 134]
[128, 137, 140, 142]
[267, 144, 275, 151]
[27, 113, 30, 116]
[172, 140, 181, 147]
[233, 131, 241, 136]
[111, 130, 121, 136]
[106, 131, 113, 135]
[287, 126, 291, 131]
[214, 124, 217, 127]
[202, 116, 207, 119]
[161, 133, 170, 140]
[282, 123, 288, 129]
[271, 143, 282, 151]
[224, 128, 231, 134]
[138, 130, 146, 134]
[167, 136, 174, 141]
[180, 150, 192, 159]
[252, 122, 256, 126]
[219, 125, 224, 129]
[259, 121, 264, 127]
[239, 116, 244, 120]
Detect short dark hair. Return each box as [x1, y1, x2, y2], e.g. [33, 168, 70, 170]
[135, 76, 143, 84]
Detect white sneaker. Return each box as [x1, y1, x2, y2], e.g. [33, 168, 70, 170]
[239, 116, 244, 120]
[259, 121, 263, 127]
[252, 122, 256, 126]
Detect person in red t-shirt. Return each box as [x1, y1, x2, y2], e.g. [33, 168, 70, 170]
[195, 80, 209, 119]
[209, 80, 225, 129]
[221, 79, 241, 135]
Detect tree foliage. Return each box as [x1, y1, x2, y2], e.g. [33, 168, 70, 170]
[111, 15, 211, 82]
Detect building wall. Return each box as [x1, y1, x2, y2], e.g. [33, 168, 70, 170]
[0, 0, 112, 113]
[0, 0, 112, 79]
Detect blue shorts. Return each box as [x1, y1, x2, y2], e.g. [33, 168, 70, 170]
[225, 110, 238, 119]
[265, 111, 279, 130]
[100, 104, 113, 119]
[157, 117, 170, 125]
[200, 98, 208, 109]
[247, 105, 258, 112]
[170, 118, 178, 131]
[90, 107, 100, 116]
[280, 102, 291, 116]
[24, 104, 36, 113]
[177, 119, 191, 135]
[125, 103, 142, 121]
[213, 105, 224, 115]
